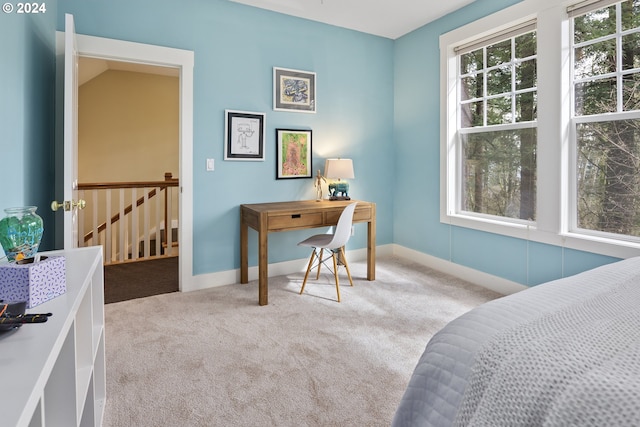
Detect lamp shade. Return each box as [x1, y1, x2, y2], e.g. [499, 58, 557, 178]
[324, 158, 354, 179]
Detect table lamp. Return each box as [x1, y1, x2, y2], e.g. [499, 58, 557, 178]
[324, 158, 354, 201]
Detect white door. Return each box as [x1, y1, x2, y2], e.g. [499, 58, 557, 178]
[53, 13, 83, 249]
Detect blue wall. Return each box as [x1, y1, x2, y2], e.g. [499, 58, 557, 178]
[55, 0, 394, 275]
[393, 0, 619, 286]
[0, 5, 57, 253]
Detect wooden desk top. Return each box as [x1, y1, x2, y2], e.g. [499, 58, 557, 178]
[240, 199, 375, 233]
[241, 199, 373, 213]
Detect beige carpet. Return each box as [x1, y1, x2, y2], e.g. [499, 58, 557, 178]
[103, 255, 501, 427]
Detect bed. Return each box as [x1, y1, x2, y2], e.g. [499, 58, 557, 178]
[392, 257, 640, 427]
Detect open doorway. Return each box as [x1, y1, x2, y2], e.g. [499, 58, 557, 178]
[78, 58, 179, 302]
[61, 32, 195, 297]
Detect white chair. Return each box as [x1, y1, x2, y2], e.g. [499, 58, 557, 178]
[297, 202, 357, 302]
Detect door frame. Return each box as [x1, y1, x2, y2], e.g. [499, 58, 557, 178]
[56, 32, 194, 292]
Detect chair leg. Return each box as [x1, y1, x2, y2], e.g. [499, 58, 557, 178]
[339, 246, 354, 287]
[315, 248, 324, 279]
[300, 250, 317, 295]
[332, 252, 341, 302]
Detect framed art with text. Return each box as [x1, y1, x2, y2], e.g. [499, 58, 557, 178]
[273, 67, 316, 113]
[224, 110, 266, 161]
[276, 128, 312, 179]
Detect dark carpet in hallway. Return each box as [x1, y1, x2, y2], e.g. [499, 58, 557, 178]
[104, 257, 178, 304]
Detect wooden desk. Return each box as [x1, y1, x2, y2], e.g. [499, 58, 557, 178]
[240, 200, 376, 305]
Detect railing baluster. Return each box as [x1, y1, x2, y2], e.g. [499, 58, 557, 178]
[105, 189, 112, 264]
[155, 187, 162, 257]
[92, 191, 99, 246]
[166, 187, 173, 256]
[143, 188, 150, 258]
[78, 190, 85, 248]
[131, 187, 138, 261]
[119, 189, 125, 262]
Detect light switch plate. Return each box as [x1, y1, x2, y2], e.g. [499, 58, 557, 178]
[206, 158, 215, 171]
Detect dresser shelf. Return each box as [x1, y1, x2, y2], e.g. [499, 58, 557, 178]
[0, 246, 105, 427]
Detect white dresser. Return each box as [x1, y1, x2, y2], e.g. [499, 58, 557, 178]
[0, 246, 105, 427]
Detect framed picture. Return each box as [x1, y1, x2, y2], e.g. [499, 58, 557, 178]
[273, 67, 316, 113]
[224, 110, 266, 161]
[276, 129, 312, 179]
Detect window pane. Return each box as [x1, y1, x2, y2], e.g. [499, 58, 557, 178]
[577, 119, 640, 237]
[623, 72, 640, 110]
[515, 31, 536, 59]
[461, 49, 483, 74]
[622, 32, 640, 70]
[574, 5, 616, 44]
[486, 65, 511, 96]
[575, 77, 617, 115]
[516, 58, 537, 90]
[455, 28, 537, 223]
[461, 101, 484, 128]
[574, 39, 616, 79]
[516, 92, 537, 122]
[621, 0, 640, 31]
[486, 39, 511, 68]
[487, 96, 512, 125]
[461, 73, 483, 101]
[462, 128, 537, 220]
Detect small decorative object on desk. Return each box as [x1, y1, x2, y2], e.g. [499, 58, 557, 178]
[324, 159, 355, 201]
[0, 206, 44, 261]
[314, 170, 326, 201]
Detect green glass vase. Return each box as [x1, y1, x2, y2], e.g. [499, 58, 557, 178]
[0, 206, 44, 261]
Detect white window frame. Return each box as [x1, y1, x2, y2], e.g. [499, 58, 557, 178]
[569, 1, 640, 242]
[457, 21, 538, 224]
[440, 0, 640, 259]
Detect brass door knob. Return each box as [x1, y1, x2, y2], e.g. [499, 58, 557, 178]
[51, 199, 86, 211]
[50, 200, 68, 211]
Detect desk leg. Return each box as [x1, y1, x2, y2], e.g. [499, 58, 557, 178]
[240, 220, 248, 284]
[258, 214, 269, 306]
[367, 206, 376, 281]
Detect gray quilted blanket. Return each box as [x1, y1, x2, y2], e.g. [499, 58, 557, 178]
[393, 257, 640, 427]
[454, 274, 640, 426]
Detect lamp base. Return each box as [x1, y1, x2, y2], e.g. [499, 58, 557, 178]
[328, 181, 349, 201]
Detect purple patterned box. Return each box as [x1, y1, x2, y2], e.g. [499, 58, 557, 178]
[0, 256, 66, 308]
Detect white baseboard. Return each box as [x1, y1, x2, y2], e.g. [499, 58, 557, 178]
[391, 244, 526, 295]
[183, 243, 524, 295]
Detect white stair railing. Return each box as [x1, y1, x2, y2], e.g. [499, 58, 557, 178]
[78, 173, 179, 265]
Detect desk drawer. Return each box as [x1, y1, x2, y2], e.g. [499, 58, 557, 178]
[325, 207, 371, 224]
[269, 212, 323, 230]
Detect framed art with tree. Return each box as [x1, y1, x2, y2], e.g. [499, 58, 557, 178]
[276, 129, 312, 179]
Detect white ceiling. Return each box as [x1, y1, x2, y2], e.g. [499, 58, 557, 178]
[229, 0, 476, 39]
